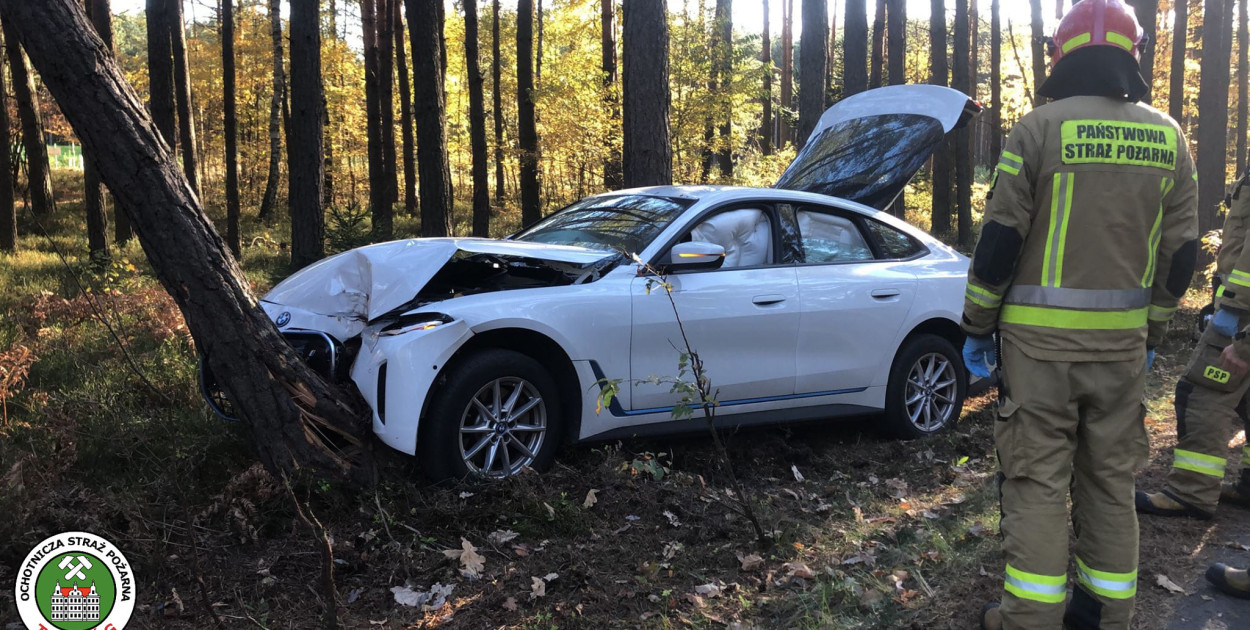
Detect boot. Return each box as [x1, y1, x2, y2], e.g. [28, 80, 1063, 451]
[980, 602, 1001, 630]
[1135, 490, 1214, 520]
[1205, 563, 1250, 599]
[1219, 477, 1250, 510]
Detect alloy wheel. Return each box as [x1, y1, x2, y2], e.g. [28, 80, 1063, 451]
[904, 352, 958, 433]
[458, 377, 548, 478]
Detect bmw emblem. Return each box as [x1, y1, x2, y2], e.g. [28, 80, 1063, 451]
[275, 311, 291, 327]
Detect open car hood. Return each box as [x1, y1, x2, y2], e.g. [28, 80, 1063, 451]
[261, 238, 617, 323]
[774, 85, 981, 210]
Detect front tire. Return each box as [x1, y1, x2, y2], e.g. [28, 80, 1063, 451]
[419, 349, 563, 481]
[883, 334, 966, 439]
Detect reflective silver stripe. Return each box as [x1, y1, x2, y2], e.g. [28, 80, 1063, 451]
[1005, 285, 1152, 310]
[1077, 567, 1137, 595]
[1044, 173, 1074, 287]
[1004, 573, 1067, 597]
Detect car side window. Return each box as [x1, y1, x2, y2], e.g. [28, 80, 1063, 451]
[689, 208, 774, 268]
[796, 207, 874, 263]
[863, 218, 926, 259]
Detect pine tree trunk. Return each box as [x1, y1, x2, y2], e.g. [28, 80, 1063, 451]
[81, 0, 110, 262]
[377, 0, 396, 240]
[1169, 0, 1188, 120]
[394, 0, 417, 216]
[466, 0, 491, 237]
[884, 0, 905, 216]
[0, 22, 15, 251]
[990, 0, 1002, 159]
[407, 0, 454, 236]
[970, 0, 978, 100]
[870, 0, 885, 89]
[171, 0, 199, 195]
[145, 0, 175, 146]
[843, 0, 868, 96]
[289, 0, 325, 269]
[87, 0, 129, 244]
[953, 0, 972, 245]
[537, 0, 544, 85]
[930, 0, 951, 235]
[715, 0, 733, 176]
[1239, 0, 1248, 175]
[517, 0, 542, 226]
[362, 0, 385, 237]
[602, 0, 622, 187]
[781, 0, 795, 144]
[222, 0, 240, 257]
[492, 0, 506, 203]
[0, 0, 367, 479]
[5, 20, 54, 216]
[1126, 0, 1157, 102]
[762, 0, 773, 156]
[1029, 0, 1045, 106]
[827, 0, 836, 102]
[1197, 0, 1233, 239]
[258, 0, 284, 223]
[622, 0, 672, 187]
[798, 0, 827, 145]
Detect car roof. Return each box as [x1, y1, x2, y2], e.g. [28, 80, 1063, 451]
[600, 185, 886, 215]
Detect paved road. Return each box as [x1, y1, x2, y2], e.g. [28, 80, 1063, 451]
[1162, 518, 1250, 630]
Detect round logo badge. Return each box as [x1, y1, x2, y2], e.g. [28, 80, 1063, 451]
[14, 531, 135, 630]
[275, 311, 291, 327]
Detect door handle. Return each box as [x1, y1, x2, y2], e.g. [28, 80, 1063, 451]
[752, 294, 787, 306]
[870, 289, 901, 299]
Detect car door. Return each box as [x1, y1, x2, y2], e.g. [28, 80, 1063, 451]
[788, 204, 921, 393]
[629, 205, 800, 412]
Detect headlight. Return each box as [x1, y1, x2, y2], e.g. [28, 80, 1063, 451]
[378, 313, 453, 337]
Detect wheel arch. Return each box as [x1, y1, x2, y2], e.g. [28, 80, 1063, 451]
[901, 316, 965, 351]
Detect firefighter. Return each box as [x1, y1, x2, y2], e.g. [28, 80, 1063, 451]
[961, 1, 1199, 628]
[1207, 563, 1250, 599]
[1136, 172, 1250, 519]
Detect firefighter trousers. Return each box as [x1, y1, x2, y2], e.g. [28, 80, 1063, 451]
[996, 339, 1148, 630]
[1164, 323, 1250, 515]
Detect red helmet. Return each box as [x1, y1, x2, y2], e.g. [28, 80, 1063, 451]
[1049, 0, 1145, 67]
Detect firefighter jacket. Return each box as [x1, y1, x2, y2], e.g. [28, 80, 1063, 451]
[962, 95, 1199, 362]
[1218, 173, 1250, 314]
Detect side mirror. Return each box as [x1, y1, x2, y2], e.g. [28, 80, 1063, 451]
[665, 242, 726, 272]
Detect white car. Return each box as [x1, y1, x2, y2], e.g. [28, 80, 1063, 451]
[201, 85, 982, 480]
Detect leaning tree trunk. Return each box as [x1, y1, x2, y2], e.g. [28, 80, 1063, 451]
[171, 0, 199, 195]
[407, 0, 455, 236]
[1029, 0, 1045, 107]
[222, 0, 241, 257]
[798, 0, 827, 145]
[394, 0, 417, 216]
[930, 0, 951, 235]
[0, 0, 366, 478]
[622, 0, 672, 187]
[258, 0, 284, 223]
[466, 0, 491, 237]
[517, 0, 542, 226]
[289, 0, 326, 269]
[83, 0, 110, 263]
[4, 20, 54, 217]
[843, 0, 868, 97]
[1169, 0, 1188, 121]
[0, 24, 13, 251]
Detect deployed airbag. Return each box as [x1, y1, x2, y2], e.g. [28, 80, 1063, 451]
[691, 209, 773, 268]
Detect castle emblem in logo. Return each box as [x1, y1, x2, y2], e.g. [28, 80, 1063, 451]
[14, 531, 134, 629]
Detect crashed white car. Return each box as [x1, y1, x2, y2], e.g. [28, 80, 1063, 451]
[201, 85, 981, 480]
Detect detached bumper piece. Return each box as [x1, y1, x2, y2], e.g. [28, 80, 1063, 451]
[198, 329, 351, 422]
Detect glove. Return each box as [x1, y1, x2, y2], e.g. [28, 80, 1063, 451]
[963, 334, 995, 379]
[1212, 309, 1240, 337]
[1146, 347, 1156, 371]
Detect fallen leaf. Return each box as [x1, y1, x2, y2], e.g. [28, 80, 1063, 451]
[782, 562, 814, 580]
[458, 538, 485, 578]
[1155, 574, 1187, 595]
[685, 592, 706, 608]
[543, 502, 556, 520]
[391, 583, 455, 610]
[852, 506, 864, 522]
[459, 491, 475, 499]
[694, 583, 722, 598]
[663, 541, 684, 560]
[488, 529, 520, 545]
[791, 464, 805, 483]
[922, 510, 940, 519]
[663, 510, 682, 527]
[583, 489, 599, 509]
[347, 587, 362, 604]
[530, 576, 547, 599]
[502, 596, 518, 611]
[885, 478, 908, 499]
[967, 521, 992, 538]
[369, 620, 387, 626]
[738, 552, 764, 572]
[543, 572, 559, 582]
[859, 588, 885, 608]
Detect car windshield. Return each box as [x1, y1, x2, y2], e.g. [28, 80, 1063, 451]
[513, 194, 692, 253]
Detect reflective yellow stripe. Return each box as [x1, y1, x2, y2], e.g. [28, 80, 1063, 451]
[1218, 284, 1228, 298]
[1043, 173, 1074, 287]
[998, 150, 1024, 176]
[998, 162, 1021, 176]
[1060, 120, 1179, 170]
[1004, 565, 1067, 604]
[1001, 305, 1148, 330]
[1229, 270, 1250, 288]
[1062, 32, 1092, 53]
[966, 284, 1003, 307]
[1143, 177, 1173, 287]
[1105, 31, 1135, 52]
[1076, 557, 1137, 599]
[1148, 304, 1177, 322]
[1173, 448, 1227, 478]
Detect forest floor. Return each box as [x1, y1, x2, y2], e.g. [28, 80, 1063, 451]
[1, 184, 1248, 629]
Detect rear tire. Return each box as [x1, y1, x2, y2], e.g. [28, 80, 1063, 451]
[419, 349, 563, 481]
[883, 334, 966, 439]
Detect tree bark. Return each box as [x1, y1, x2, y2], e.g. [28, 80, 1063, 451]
[991, 0, 1001, 159]
[1126, 0, 1157, 102]
[517, 0, 541, 226]
[82, 0, 110, 262]
[259, 0, 284, 223]
[395, 0, 417, 216]
[88, 0, 129, 244]
[827, 0, 836, 104]
[466, 0, 491, 237]
[170, 0, 199, 195]
[798, 0, 828, 145]
[1029, 0, 1045, 106]
[885, 0, 906, 216]
[953, 0, 972, 245]
[762, 0, 773, 155]
[1239, 0, 1248, 174]
[1169, 0, 1188, 120]
[622, 0, 672, 187]
[714, 0, 733, 176]
[843, 0, 868, 96]
[870, 0, 885, 89]
[492, 0, 506, 203]
[289, 0, 325, 269]
[362, 0, 385, 237]
[1197, 0, 1233, 238]
[5, 21, 53, 216]
[0, 0, 366, 478]
[222, 0, 240, 257]
[407, 0, 454, 236]
[145, 0, 175, 146]
[781, 0, 795, 144]
[930, 0, 951, 235]
[0, 23, 15, 251]
[969, 0, 978, 100]
[602, 0, 623, 186]
[377, 0, 397, 240]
